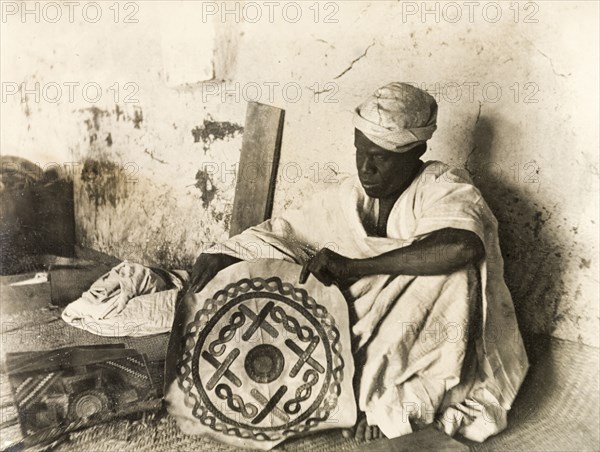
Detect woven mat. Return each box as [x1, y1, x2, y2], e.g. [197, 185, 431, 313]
[48, 415, 365, 452]
[0, 308, 170, 363]
[469, 337, 600, 452]
[1, 308, 598, 451]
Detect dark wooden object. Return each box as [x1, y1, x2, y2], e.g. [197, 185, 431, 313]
[229, 102, 285, 237]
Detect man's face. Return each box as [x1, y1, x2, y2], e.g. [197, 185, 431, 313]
[355, 129, 422, 199]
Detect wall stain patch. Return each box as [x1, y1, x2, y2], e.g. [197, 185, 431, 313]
[81, 107, 111, 144]
[81, 158, 129, 208]
[532, 211, 548, 239]
[194, 169, 218, 208]
[82, 107, 110, 131]
[192, 115, 243, 151]
[114, 104, 124, 121]
[133, 108, 143, 129]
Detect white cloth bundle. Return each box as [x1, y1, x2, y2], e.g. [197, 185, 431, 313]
[62, 262, 188, 337]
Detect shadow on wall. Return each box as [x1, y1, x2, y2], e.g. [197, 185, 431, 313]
[469, 116, 564, 356]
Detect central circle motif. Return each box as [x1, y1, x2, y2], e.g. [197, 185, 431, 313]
[244, 344, 285, 384]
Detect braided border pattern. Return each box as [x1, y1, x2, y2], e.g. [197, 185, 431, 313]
[176, 277, 345, 441]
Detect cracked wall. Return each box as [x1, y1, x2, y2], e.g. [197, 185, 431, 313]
[2, 2, 598, 346]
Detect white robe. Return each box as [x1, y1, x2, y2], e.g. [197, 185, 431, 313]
[205, 160, 528, 442]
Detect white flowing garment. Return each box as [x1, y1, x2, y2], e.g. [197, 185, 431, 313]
[205, 160, 528, 442]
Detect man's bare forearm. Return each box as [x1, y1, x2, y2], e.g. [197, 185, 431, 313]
[347, 228, 484, 278]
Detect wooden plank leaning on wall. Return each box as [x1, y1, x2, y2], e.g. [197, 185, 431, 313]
[229, 102, 285, 237]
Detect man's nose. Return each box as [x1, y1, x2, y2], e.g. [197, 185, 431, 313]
[359, 157, 376, 174]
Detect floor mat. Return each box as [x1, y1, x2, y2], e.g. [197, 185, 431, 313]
[469, 337, 600, 452]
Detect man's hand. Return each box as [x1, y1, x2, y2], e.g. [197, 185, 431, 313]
[299, 248, 353, 287]
[189, 253, 241, 293]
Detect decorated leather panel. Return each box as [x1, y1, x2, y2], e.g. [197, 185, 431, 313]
[165, 259, 356, 450]
[5, 345, 158, 446]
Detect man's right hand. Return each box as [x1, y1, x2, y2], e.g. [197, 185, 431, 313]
[188, 253, 242, 294]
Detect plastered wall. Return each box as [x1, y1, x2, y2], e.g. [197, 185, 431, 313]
[2, 1, 598, 346]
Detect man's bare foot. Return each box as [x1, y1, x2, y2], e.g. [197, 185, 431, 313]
[342, 413, 384, 441]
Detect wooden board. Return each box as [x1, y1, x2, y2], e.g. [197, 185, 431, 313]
[229, 102, 284, 237]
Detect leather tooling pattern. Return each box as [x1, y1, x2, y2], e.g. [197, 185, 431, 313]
[178, 277, 345, 441]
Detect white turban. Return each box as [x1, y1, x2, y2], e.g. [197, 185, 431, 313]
[353, 82, 438, 153]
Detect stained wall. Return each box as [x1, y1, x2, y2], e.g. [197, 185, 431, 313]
[2, 1, 598, 346]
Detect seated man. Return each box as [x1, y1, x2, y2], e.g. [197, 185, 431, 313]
[188, 83, 528, 442]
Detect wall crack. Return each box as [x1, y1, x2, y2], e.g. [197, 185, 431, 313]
[333, 41, 376, 80]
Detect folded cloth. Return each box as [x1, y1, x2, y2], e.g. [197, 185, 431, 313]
[61, 262, 188, 337]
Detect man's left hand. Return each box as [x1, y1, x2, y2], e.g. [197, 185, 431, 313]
[299, 248, 353, 286]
